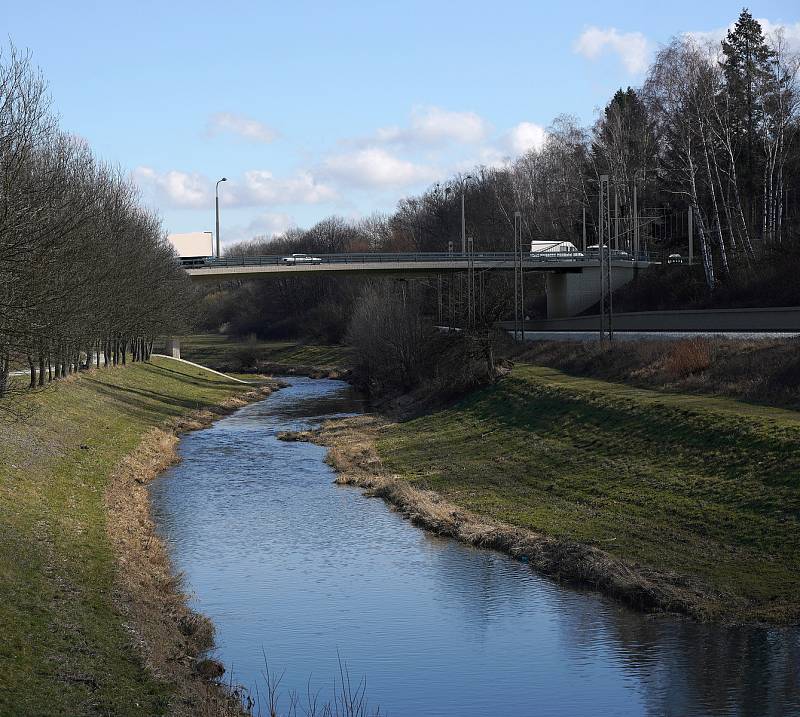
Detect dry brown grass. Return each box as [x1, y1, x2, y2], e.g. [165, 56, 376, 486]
[663, 339, 713, 378]
[280, 414, 721, 621]
[509, 336, 800, 410]
[105, 384, 277, 717]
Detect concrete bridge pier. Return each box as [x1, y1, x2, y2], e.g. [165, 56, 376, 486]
[166, 337, 181, 359]
[545, 265, 638, 319]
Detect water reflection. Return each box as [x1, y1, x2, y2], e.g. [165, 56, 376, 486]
[150, 377, 800, 717]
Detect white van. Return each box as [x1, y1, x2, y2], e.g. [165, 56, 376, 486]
[529, 241, 583, 261]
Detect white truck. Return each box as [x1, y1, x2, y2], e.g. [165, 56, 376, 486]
[168, 231, 214, 266]
[529, 240, 583, 261]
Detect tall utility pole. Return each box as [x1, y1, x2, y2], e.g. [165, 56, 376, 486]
[514, 211, 524, 342]
[633, 178, 639, 258]
[447, 241, 454, 330]
[599, 175, 614, 342]
[437, 274, 443, 326]
[582, 206, 587, 251]
[598, 188, 605, 339]
[606, 178, 614, 341]
[461, 174, 474, 255]
[215, 177, 227, 258]
[467, 236, 475, 328]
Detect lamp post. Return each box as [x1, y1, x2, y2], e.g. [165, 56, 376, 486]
[514, 210, 523, 342]
[461, 174, 474, 255]
[215, 177, 227, 258]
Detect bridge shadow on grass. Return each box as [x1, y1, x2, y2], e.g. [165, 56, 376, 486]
[144, 361, 242, 388]
[73, 382, 183, 426]
[82, 372, 239, 420]
[82, 380, 197, 420]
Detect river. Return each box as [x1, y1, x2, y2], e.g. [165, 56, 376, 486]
[150, 377, 800, 716]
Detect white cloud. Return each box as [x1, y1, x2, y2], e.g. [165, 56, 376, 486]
[133, 166, 336, 209]
[321, 147, 439, 189]
[133, 166, 210, 208]
[207, 112, 278, 143]
[232, 170, 337, 205]
[252, 212, 295, 237]
[686, 18, 800, 53]
[411, 106, 489, 144]
[451, 148, 509, 173]
[574, 26, 651, 74]
[507, 122, 547, 154]
[223, 212, 296, 245]
[364, 106, 490, 148]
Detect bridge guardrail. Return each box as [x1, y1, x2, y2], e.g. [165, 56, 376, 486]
[186, 250, 662, 269]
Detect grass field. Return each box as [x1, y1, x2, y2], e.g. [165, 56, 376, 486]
[0, 358, 249, 716]
[173, 334, 352, 371]
[377, 365, 800, 622]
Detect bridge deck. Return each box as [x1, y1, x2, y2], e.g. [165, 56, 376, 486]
[186, 252, 651, 280]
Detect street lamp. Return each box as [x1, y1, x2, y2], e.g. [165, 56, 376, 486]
[446, 176, 475, 254]
[461, 174, 474, 255]
[215, 177, 227, 258]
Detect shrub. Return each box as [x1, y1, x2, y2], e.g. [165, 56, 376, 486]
[664, 339, 712, 378]
[231, 334, 261, 370]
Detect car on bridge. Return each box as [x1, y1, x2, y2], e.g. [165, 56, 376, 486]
[179, 256, 213, 267]
[279, 253, 323, 265]
[586, 245, 633, 261]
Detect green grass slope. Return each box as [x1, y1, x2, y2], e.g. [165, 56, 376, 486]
[378, 365, 800, 622]
[0, 358, 248, 716]
[175, 334, 352, 372]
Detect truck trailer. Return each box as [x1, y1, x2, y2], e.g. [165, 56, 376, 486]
[168, 231, 214, 266]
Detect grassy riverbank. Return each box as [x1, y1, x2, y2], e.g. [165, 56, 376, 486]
[373, 365, 800, 623]
[0, 358, 251, 716]
[505, 337, 800, 411]
[174, 334, 352, 373]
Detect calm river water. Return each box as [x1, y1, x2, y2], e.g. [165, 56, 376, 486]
[150, 377, 800, 717]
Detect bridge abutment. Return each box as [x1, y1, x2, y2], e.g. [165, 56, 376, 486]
[166, 338, 181, 359]
[545, 265, 638, 319]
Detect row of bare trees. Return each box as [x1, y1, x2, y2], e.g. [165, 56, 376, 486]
[0, 47, 191, 405]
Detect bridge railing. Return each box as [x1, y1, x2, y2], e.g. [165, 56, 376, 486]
[202, 252, 493, 267]
[187, 249, 661, 269]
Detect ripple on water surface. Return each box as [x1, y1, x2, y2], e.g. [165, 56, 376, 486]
[150, 377, 800, 717]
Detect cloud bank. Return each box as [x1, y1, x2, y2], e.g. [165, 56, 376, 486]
[206, 112, 278, 143]
[321, 147, 439, 189]
[574, 26, 651, 74]
[374, 106, 491, 147]
[134, 166, 336, 209]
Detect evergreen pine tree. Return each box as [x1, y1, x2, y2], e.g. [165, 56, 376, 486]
[720, 8, 775, 225]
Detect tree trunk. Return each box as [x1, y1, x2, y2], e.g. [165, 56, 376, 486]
[0, 353, 9, 399]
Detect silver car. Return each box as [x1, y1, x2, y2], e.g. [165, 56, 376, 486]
[280, 253, 323, 265]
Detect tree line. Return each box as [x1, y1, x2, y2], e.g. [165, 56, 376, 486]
[203, 9, 799, 344]
[0, 47, 191, 404]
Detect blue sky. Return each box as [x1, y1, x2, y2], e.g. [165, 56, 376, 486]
[3, 0, 799, 246]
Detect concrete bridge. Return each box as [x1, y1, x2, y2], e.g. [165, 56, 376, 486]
[186, 252, 651, 319]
